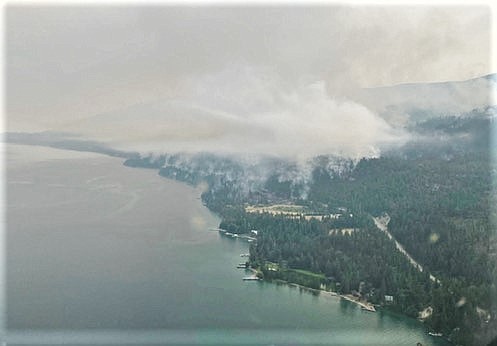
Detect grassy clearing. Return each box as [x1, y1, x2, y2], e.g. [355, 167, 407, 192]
[289, 268, 326, 280]
[245, 204, 307, 215]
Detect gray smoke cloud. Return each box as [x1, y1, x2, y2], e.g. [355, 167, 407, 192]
[5, 5, 493, 159]
[65, 64, 407, 159]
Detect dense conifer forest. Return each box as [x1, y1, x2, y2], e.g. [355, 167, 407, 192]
[124, 112, 496, 346]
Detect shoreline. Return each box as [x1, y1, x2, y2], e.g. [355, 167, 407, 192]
[340, 294, 377, 312]
[11, 142, 453, 343]
[255, 274, 377, 312]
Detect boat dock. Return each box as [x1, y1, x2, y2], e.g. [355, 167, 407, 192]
[242, 275, 260, 281]
[217, 230, 257, 242]
[361, 305, 376, 312]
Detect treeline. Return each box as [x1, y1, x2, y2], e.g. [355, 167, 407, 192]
[219, 115, 495, 345]
[247, 214, 432, 306]
[122, 113, 496, 345]
[297, 116, 495, 345]
[305, 152, 492, 284]
[243, 210, 495, 345]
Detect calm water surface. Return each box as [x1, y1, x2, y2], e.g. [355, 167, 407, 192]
[5, 144, 450, 345]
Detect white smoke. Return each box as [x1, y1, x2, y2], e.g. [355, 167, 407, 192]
[71, 64, 409, 160]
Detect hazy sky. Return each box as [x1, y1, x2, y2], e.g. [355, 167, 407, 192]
[5, 5, 494, 158]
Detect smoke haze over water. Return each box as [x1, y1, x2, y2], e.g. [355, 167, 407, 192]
[5, 5, 494, 159]
[66, 65, 410, 159]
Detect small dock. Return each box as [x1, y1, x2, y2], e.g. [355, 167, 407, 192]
[242, 275, 260, 281]
[208, 228, 227, 232]
[216, 230, 256, 242]
[361, 305, 376, 312]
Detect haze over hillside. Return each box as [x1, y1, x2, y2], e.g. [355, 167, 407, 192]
[6, 6, 494, 160]
[355, 74, 496, 126]
[7, 72, 496, 161]
[4, 6, 497, 346]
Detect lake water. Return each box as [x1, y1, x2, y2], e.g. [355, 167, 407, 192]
[4, 144, 450, 345]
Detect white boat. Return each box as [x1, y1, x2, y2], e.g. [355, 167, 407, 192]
[428, 332, 443, 337]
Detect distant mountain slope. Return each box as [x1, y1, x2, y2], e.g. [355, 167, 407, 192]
[5, 132, 139, 159]
[354, 73, 496, 126]
[46, 74, 496, 156]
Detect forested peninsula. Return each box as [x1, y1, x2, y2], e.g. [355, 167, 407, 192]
[124, 112, 497, 346]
